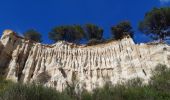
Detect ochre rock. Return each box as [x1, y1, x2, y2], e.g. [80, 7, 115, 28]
[0, 29, 170, 91]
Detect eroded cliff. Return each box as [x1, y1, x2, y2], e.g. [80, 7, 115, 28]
[0, 30, 170, 91]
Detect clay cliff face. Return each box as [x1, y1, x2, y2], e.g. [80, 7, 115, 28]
[0, 30, 170, 91]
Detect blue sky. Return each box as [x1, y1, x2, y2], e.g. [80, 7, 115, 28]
[0, 0, 170, 44]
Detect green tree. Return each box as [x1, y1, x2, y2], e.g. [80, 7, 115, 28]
[84, 24, 103, 40]
[49, 25, 85, 43]
[139, 7, 170, 41]
[23, 29, 42, 42]
[111, 21, 133, 40]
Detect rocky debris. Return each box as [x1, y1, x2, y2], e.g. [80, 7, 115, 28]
[0, 29, 169, 91]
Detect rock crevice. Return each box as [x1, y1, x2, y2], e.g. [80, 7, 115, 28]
[0, 30, 170, 91]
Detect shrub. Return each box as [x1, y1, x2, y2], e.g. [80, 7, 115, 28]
[0, 64, 170, 100]
[150, 64, 170, 93]
[0, 76, 13, 94]
[23, 29, 42, 42]
[126, 77, 143, 87]
[0, 83, 72, 100]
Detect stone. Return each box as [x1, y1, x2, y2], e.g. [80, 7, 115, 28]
[0, 41, 3, 54]
[0, 29, 170, 92]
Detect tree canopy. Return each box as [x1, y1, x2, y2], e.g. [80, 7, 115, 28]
[111, 21, 133, 40]
[48, 25, 85, 43]
[23, 29, 42, 42]
[84, 24, 103, 40]
[139, 7, 170, 41]
[22, 7, 170, 44]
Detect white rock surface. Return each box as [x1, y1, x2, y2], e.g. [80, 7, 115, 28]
[0, 30, 170, 91]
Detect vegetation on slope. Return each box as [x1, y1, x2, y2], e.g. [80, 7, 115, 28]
[0, 64, 170, 100]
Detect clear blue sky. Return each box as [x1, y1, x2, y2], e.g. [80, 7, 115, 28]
[0, 0, 170, 44]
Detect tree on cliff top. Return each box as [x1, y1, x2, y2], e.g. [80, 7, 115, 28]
[139, 7, 170, 41]
[111, 21, 134, 40]
[48, 25, 85, 43]
[84, 24, 103, 41]
[23, 29, 42, 42]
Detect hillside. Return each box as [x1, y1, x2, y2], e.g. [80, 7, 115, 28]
[0, 29, 170, 92]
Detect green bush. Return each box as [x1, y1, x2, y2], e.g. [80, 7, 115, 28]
[0, 77, 13, 94]
[0, 83, 72, 100]
[0, 64, 170, 100]
[79, 64, 170, 100]
[150, 64, 170, 91]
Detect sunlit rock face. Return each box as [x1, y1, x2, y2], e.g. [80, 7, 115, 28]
[0, 29, 170, 91]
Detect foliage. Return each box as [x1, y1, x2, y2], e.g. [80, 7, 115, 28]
[111, 21, 134, 40]
[0, 83, 72, 100]
[49, 25, 85, 43]
[84, 24, 103, 41]
[139, 7, 170, 41]
[150, 64, 170, 94]
[0, 64, 170, 100]
[126, 77, 143, 87]
[49, 24, 104, 44]
[81, 64, 170, 100]
[23, 29, 42, 42]
[0, 77, 13, 94]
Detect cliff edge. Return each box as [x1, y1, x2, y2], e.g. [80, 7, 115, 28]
[0, 30, 170, 91]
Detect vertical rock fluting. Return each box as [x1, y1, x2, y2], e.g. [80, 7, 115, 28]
[0, 30, 170, 91]
[0, 41, 3, 54]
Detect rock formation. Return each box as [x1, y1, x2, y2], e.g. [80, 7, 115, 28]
[0, 29, 170, 91]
